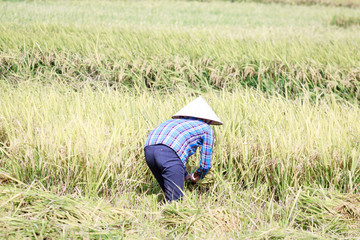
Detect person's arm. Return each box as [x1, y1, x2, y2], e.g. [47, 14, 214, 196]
[195, 128, 214, 180]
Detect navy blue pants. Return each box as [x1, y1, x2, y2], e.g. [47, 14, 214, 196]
[144, 144, 184, 202]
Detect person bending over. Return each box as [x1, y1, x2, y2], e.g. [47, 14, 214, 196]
[144, 96, 223, 202]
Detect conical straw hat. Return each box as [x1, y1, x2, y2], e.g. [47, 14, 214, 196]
[172, 96, 223, 125]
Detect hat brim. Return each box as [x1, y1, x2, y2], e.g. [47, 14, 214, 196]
[172, 96, 223, 125]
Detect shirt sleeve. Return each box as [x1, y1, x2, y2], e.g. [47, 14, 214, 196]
[195, 128, 214, 179]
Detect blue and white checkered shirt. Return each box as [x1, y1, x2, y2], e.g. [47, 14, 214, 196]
[145, 118, 214, 179]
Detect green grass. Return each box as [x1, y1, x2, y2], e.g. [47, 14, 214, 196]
[0, 0, 359, 27]
[1, 1, 360, 99]
[331, 14, 360, 27]
[1, 82, 360, 195]
[1, 179, 360, 238]
[244, 0, 360, 7]
[1, 24, 360, 99]
[1, 83, 360, 238]
[1, 0, 360, 238]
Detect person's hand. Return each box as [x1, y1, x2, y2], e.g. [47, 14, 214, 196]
[185, 174, 191, 181]
[190, 173, 200, 183]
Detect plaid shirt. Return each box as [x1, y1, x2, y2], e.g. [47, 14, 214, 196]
[145, 118, 214, 179]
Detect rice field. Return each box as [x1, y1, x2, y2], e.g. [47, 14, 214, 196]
[1, 0, 360, 239]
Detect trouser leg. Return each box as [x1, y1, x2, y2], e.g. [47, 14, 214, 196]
[162, 158, 184, 202]
[144, 145, 165, 191]
[144, 145, 184, 202]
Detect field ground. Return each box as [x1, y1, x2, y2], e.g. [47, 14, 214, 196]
[1, 0, 360, 239]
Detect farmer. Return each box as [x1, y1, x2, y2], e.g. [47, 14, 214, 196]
[144, 96, 223, 202]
